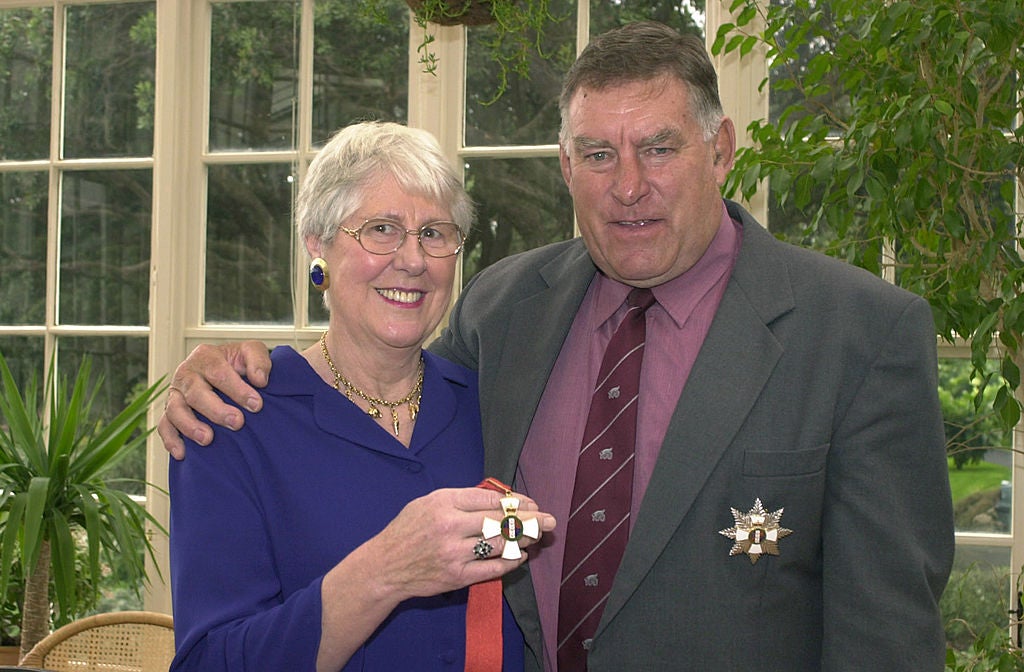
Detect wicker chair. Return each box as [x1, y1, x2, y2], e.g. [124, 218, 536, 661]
[19, 610, 174, 672]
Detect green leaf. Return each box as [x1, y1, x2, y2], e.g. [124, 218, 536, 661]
[740, 35, 759, 57]
[20, 476, 50, 570]
[0, 492, 27, 605]
[711, 24, 734, 55]
[73, 483, 103, 588]
[1001, 355, 1020, 389]
[49, 511, 77, 621]
[736, 4, 758, 26]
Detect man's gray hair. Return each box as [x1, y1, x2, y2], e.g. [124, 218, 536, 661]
[558, 22, 725, 146]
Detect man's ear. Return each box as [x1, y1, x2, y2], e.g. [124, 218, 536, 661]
[712, 117, 737, 182]
[559, 145, 573, 188]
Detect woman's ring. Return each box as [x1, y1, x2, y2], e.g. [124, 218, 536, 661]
[472, 538, 493, 560]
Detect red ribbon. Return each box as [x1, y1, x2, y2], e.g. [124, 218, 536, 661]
[465, 477, 513, 672]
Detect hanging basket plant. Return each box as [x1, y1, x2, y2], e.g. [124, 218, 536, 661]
[404, 0, 499, 26]
[366, 0, 565, 102]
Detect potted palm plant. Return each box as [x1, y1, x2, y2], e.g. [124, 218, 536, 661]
[0, 351, 166, 660]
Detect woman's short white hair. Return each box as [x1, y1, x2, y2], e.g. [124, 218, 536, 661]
[297, 121, 474, 247]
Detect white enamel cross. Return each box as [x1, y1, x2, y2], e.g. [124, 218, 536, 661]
[481, 495, 540, 560]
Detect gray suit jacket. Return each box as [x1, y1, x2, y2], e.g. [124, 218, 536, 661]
[432, 200, 954, 671]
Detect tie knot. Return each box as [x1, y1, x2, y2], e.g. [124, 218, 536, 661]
[627, 287, 656, 312]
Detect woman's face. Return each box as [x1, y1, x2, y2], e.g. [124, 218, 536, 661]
[309, 174, 458, 356]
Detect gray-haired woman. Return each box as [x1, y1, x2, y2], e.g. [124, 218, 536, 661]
[169, 121, 554, 672]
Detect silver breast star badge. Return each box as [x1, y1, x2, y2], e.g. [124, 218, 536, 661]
[719, 498, 792, 564]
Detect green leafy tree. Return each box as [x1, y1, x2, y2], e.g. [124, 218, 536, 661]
[713, 0, 1024, 442]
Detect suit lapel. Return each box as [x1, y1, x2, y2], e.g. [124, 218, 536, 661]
[481, 241, 596, 483]
[600, 214, 797, 630]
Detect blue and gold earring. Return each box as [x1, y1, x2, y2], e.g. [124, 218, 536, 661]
[309, 257, 329, 291]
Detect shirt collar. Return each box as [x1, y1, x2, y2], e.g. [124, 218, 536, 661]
[592, 201, 741, 330]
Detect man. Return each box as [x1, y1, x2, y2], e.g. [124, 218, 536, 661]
[161, 22, 953, 671]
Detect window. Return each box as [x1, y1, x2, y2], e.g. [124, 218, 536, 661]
[0, 0, 157, 614]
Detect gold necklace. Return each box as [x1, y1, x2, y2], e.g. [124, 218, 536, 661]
[319, 332, 423, 437]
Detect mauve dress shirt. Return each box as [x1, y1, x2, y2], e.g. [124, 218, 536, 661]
[515, 203, 742, 671]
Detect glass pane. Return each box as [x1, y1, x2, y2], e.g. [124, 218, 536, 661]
[312, 0, 409, 146]
[942, 545, 1011, 655]
[59, 170, 152, 326]
[210, 1, 299, 151]
[462, 157, 574, 284]
[57, 336, 149, 494]
[941, 358, 1014, 534]
[0, 335, 44, 424]
[63, 3, 155, 158]
[765, 1, 843, 128]
[205, 163, 294, 323]
[0, 7, 52, 160]
[464, 0, 576, 146]
[589, 0, 706, 39]
[0, 171, 48, 325]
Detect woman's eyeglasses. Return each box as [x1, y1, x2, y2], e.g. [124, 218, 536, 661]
[340, 219, 464, 258]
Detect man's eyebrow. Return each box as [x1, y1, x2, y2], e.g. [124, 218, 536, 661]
[641, 128, 683, 146]
[570, 128, 684, 152]
[571, 135, 608, 152]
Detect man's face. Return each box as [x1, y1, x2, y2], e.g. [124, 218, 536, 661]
[559, 76, 735, 287]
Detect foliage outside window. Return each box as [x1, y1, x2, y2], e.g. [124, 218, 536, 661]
[713, 0, 1024, 433]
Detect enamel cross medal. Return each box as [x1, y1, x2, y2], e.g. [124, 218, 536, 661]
[482, 494, 540, 560]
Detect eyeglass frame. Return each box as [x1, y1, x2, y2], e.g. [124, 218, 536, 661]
[338, 218, 465, 258]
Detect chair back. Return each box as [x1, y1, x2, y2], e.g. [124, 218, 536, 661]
[20, 610, 174, 672]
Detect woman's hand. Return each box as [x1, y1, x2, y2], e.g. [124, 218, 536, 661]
[316, 487, 555, 670]
[365, 487, 556, 599]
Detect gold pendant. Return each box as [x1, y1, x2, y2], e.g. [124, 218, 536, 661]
[366, 405, 382, 419]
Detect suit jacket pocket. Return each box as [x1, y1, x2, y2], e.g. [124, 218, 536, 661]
[742, 443, 829, 477]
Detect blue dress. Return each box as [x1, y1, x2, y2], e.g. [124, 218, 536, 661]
[169, 347, 525, 671]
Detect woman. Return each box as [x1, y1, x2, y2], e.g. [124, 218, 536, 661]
[169, 121, 554, 671]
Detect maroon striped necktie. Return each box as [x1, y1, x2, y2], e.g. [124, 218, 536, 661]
[556, 287, 655, 671]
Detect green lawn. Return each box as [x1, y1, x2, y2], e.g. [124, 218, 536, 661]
[947, 458, 1010, 503]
